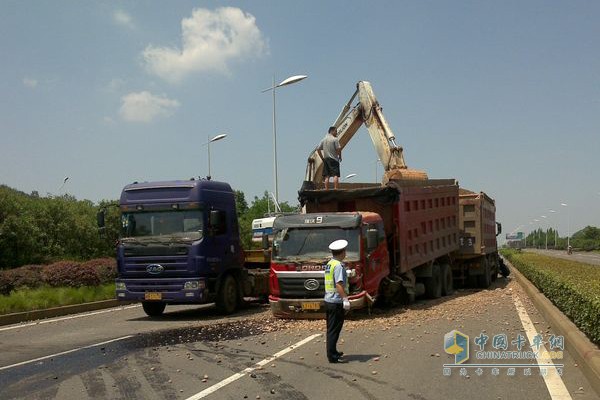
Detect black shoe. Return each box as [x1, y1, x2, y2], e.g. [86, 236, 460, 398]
[328, 358, 339, 363]
[335, 351, 344, 358]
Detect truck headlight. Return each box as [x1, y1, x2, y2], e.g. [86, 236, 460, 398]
[184, 281, 199, 290]
[116, 282, 126, 290]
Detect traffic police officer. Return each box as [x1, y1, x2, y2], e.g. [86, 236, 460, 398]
[324, 239, 351, 363]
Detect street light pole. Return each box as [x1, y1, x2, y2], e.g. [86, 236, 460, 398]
[541, 215, 548, 250]
[204, 133, 227, 179]
[561, 203, 570, 248]
[262, 74, 308, 204]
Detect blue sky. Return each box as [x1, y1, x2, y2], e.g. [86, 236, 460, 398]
[1, 1, 599, 240]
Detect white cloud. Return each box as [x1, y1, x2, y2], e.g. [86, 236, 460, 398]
[142, 7, 268, 83]
[119, 91, 180, 123]
[113, 10, 135, 29]
[23, 78, 38, 88]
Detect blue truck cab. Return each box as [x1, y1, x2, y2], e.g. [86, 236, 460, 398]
[105, 179, 269, 316]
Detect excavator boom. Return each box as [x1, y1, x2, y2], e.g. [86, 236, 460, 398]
[303, 81, 427, 189]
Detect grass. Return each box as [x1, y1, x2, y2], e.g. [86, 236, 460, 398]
[0, 283, 115, 315]
[501, 249, 600, 345]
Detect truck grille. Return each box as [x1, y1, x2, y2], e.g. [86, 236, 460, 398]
[124, 246, 188, 257]
[123, 255, 190, 274]
[278, 277, 325, 299]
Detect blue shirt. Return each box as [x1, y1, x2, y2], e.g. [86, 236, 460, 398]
[324, 261, 348, 304]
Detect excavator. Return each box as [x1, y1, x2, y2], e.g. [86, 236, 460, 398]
[302, 80, 427, 191]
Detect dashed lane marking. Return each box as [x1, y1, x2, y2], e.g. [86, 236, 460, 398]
[185, 333, 322, 400]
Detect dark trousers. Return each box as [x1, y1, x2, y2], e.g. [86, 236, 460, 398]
[325, 301, 344, 360]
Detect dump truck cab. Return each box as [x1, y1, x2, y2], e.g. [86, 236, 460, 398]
[269, 211, 389, 318]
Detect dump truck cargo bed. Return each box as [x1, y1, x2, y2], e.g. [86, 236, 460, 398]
[299, 179, 460, 274]
[456, 189, 498, 259]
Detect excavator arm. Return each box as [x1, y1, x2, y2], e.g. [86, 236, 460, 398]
[303, 81, 427, 189]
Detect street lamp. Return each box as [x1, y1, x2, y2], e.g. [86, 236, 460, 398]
[262, 74, 308, 204]
[541, 215, 548, 250]
[534, 219, 540, 248]
[561, 203, 570, 249]
[58, 176, 69, 193]
[203, 133, 227, 179]
[549, 209, 557, 248]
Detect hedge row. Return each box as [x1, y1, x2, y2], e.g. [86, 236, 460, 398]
[0, 258, 116, 296]
[501, 249, 600, 345]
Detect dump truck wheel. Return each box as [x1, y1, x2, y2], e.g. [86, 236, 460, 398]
[424, 264, 442, 299]
[477, 259, 492, 288]
[216, 274, 238, 315]
[441, 264, 454, 296]
[142, 302, 166, 317]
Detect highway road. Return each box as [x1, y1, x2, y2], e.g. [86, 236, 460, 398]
[525, 249, 600, 266]
[0, 277, 597, 400]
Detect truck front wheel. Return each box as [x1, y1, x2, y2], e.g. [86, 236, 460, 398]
[216, 274, 238, 315]
[142, 302, 166, 317]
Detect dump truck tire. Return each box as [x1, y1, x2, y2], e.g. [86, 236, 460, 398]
[424, 264, 442, 299]
[142, 302, 166, 317]
[477, 258, 491, 288]
[441, 264, 454, 296]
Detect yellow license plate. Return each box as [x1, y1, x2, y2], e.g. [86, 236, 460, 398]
[145, 292, 162, 300]
[302, 302, 320, 311]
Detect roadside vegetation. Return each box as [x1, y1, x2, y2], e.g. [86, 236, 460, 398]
[525, 226, 600, 251]
[501, 249, 600, 345]
[0, 284, 116, 315]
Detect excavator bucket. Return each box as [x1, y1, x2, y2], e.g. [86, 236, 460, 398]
[383, 167, 428, 183]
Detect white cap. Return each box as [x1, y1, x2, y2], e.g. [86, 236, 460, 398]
[329, 239, 348, 251]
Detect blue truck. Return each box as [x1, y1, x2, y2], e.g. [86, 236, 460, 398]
[97, 179, 270, 317]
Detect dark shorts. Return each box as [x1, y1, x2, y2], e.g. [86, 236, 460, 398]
[323, 158, 340, 178]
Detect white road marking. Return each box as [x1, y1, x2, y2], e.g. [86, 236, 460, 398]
[0, 304, 141, 332]
[185, 333, 322, 400]
[0, 335, 134, 371]
[513, 295, 572, 400]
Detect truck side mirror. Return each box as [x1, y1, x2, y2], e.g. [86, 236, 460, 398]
[97, 210, 106, 229]
[496, 222, 502, 237]
[366, 229, 378, 251]
[262, 233, 270, 250]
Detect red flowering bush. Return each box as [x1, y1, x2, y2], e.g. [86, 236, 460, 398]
[0, 273, 14, 296]
[81, 258, 117, 284]
[41, 261, 100, 287]
[4, 265, 44, 289]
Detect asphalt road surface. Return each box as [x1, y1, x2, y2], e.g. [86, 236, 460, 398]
[0, 277, 597, 400]
[525, 249, 600, 266]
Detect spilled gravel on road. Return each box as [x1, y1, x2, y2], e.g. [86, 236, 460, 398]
[129, 276, 538, 350]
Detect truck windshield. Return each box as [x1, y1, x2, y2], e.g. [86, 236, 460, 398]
[273, 227, 360, 261]
[121, 210, 203, 241]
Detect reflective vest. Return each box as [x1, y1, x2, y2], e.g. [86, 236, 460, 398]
[324, 259, 348, 294]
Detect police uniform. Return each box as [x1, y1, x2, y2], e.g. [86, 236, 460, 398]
[324, 239, 349, 363]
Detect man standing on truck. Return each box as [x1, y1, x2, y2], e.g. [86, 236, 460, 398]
[324, 239, 351, 363]
[317, 126, 342, 190]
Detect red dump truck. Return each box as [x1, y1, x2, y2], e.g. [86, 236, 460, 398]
[269, 180, 501, 318]
[268, 81, 502, 318]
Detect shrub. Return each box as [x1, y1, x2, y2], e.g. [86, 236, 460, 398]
[0, 273, 14, 296]
[41, 261, 100, 287]
[502, 250, 600, 345]
[4, 265, 44, 289]
[81, 258, 117, 284]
